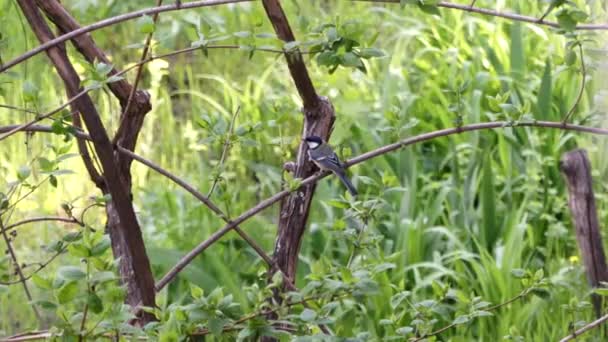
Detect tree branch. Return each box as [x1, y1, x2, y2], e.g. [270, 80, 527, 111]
[16, 0, 156, 322]
[0, 218, 42, 321]
[354, 0, 608, 30]
[0, 0, 254, 73]
[155, 119, 608, 292]
[560, 312, 608, 342]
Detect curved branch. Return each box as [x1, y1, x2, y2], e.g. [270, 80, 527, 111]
[0, 0, 254, 73]
[1, 216, 80, 233]
[562, 43, 586, 123]
[559, 312, 608, 342]
[355, 0, 608, 30]
[116, 147, 273, 269]
[3, 120, 608, 291]
[155, 120, 608, 291]
[0, 88, 88, 142]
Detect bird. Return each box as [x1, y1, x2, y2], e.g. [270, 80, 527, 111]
[304, 135, 358, 196]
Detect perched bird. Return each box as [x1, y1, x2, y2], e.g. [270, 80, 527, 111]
[304, 135, 357, 196]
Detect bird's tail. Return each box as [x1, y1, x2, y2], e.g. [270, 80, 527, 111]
[337, 172, 358, 197]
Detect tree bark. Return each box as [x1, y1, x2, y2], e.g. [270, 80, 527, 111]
[17, 0, 156, 323]
[261, 0, 335, 288]
[560, 149, 608, 318]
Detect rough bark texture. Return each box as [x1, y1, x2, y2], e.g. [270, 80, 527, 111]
[18, 0, 156, 323]
[560, 149, 608, 317]
[261, 0, 335, 286]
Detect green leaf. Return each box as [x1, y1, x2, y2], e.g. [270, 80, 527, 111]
[341, 52, 363, 67]
[396, 326, 414, 335]
[208, 317, 227, 336]
[300, 308, 317, 322]
[510, 21, 524, 81]
[511, 268, 527, 279]
[22, 80, 38, 103]
[556, 9, 577, 31]
[233, 31, 251, 38]
[137, 15, 155, 34]
[90, 235, 111, 256]
[17, 165, 31, 181]
[453, 315, 470, 325]
[190, 283, 204, 299]
[536, 58, 553, 120]
[31, 274, 53, 290]
[480, 149, 497, 249]
[49, 175, 58, 188]
[68, 243, 91, 258]
[594, 288, 608, 297]
[56, 281, 79, 304]
[58, 266, 86, 281]
[418, 3, 441, 16]
[32, 300, 57, 310]
[88, 292, 103, 314]
[358, 47, 385, 58]
[90, 271, 116, 285]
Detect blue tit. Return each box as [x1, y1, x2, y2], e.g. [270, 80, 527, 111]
[304, 135, 358, 196]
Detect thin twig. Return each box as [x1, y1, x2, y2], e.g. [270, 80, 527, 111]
[0, 246, 67, 285]
[208, 106, 240, 198]
[354, 0, 608, 30]
[1, 216, 80, 233]
[116, 146, 273, 269]
[0, 218, 41, 321]
[112, 0, 163, 145]
[559, 311, 608, 342]
[0, 0, 255, 73]
[562, 43, 586, 124]
[411, 291, 528, 341]
[4, 0, 607, 74]
[154, 120, 608, 291]
[0, 88, 88, 142]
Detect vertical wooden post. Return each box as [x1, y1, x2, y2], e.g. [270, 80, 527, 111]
[560, 149, 608, 317]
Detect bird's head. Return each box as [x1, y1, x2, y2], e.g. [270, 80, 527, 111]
[304, 135, 323, 149]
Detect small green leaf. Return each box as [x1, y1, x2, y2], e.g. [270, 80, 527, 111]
[90, 236, 111, 256]
[56, 281, 79, 304]
[511, 268, 527, 279]
[300, 308, 317, 322]
[31, 274, 53, 290]
[88, 292, 103, 314]
[137, 15, 155, 34]
[396, 326, 414, 335]
[208, 317, 227, 336]
[358, 47, 386, 58]
[453, 315, 470, 325]
[17, 165, 31, 181]
[233, 31, 251, 38]
[58, 266, 86, 281]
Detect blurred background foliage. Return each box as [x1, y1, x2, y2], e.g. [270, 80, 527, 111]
[1, 0, 608, 340]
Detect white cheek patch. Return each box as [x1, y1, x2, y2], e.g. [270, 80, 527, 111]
[307, 141, 320, 149]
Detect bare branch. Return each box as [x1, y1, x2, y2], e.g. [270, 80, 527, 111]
[0, 0, 254, 73]
[111, 0, 162, 146]
[0, 218, 42, 321]
[560, 312, 608, 342]
[562, 43, 586, 123]
[155, 119, 608, 291]
[0, 88, 88, 142]
[354, 0, 608, 30]
[208, 106, 240, 198]
[1, 216, 80, 233]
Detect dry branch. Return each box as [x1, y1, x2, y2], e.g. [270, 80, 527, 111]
[0, 0, 254, 73]
[16, 0, 156, 323]
[261, 0, 335, 299]
[560, 149, 608, 317]
[355, 0, 608, 30]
